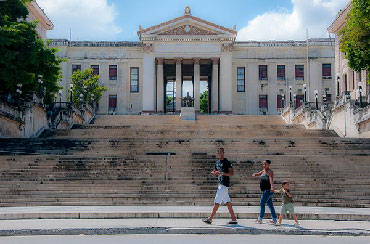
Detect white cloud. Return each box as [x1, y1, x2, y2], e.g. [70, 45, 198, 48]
[237, 0, 348, 41]
[37, 0, 122, 41]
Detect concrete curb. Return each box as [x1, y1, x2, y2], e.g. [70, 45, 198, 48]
[0, 227, 369, 237]
[1, 212, 369, 221]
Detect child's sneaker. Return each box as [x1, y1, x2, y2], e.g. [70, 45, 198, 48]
[294, 222, 300, 227]
[202, 218, 212, 224]
[275, 222, 281, 226]
[255, 219, 262, 224]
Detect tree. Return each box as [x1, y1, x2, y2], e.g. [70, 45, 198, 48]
[200, 90, 209, 114]
[0, 0, 63, 104]
[71, 69, 107, 108]
[340, 0, 370, 83]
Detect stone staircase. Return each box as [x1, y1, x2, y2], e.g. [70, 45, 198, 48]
[0, 115, 369, 208]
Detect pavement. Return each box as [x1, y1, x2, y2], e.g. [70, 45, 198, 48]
[0, 206, 369, 221]
[0, 206, 369, 237]
[0, 218, 369, 237]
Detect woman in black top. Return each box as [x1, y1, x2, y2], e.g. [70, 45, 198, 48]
[252, 160, 277, 224]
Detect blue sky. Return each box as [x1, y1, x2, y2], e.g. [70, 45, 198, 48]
[37, 0, 348, 41]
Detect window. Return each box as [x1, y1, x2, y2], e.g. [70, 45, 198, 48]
[130, 67, 139, 93]
[108, 95, 117, 110]
[277, 95, 283, 109]
[72, 64, 81, 74]
[295, 65, 304, 80]
[259, 95, 268, 109]
[296, 95, 304, 108]
[109, 65, 118, 80]
[277, 65, 285, 80]
[259, 65, 268, 80]
[322, 64, 332, 79]
[237, 67, 245, 92]
[91, 65, 99, 76]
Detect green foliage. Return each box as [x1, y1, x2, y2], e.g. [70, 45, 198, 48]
[200, 90, 209, 113]
[71, 69, 107, 108]
[340, 0, 370, 83]
[0, 0, 63, 104]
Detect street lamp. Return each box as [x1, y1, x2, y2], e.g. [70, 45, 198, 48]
[38, 75, 43, 98]
[58, 90, 62, 109]
[16, 83, 22, 107]
[359, 82, 363, 108]
[314, 90, 319, 110]
[289, 86, 292, 106]
[79, 93, 84, 106]
[91, 93, 95, 107]
[83, 85, 87, 102]
[293, 94, 296, 109]
[336, 73, 340, 97]
[303, 84, 307, 103]
[69, 84, 73, 103]
[282, 93, 285, 108]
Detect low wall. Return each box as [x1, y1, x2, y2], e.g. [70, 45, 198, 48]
[0, 101, 96, 138]
[0, 101, 48, 138]
[283, 99, 370, 138]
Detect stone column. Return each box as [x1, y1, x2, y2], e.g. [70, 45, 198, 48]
[156, 58, 164, 113]
[175, 58, 182, 112]
[142, 54, 155, 113]
[212, 58, 219, 113]
[194, 58, 201, 112]
[220, 53, 232, 113]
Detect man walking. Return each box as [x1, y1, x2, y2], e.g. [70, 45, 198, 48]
[202, 148, 238, 225]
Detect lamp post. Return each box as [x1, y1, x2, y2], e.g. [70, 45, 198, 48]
[58, 90, 62, 109]
[16, 83, 22, 107]
[359, 82, 363, 108]
[79, 93, 84, 106]
[282, 94, 285, 108]
[38, 75, 43, 98]
[303, 84, 307, 103]
[314, 90, 319, 110]
[289, 86, 292, 106]
[91, 93, 95, 108]
[293, 94, 296, 109]
[83, 85, 87, 102]
[336, 73, 340, 97]
[69, 84, 73, 103]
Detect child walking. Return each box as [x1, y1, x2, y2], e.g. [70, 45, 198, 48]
[274, 181, 299, 227]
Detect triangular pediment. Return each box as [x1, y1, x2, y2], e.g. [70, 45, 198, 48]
[156, 23, 220, 36]
[138, 7, 237, 39]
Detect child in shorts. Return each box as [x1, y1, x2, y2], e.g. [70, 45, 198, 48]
[274, 181, 299, 227]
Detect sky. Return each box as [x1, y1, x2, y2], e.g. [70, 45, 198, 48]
[37, 0, 349, 42]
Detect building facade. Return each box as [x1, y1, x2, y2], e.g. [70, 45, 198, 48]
[52, 7, 335, 115]
[328, 2, 369, 101]
[26, 1, 54, 39]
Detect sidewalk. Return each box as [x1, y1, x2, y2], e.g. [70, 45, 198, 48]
[0, 218, 369, 237]
[0, 206, 369, 221]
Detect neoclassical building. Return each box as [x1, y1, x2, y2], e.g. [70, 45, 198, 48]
[328, 2, 369, 101]
[52, 7, 336, 115]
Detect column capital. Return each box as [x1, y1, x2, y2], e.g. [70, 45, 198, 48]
[175, 58, 183, 65]
[157, 58, 164, 65]
[212, 58, 219, 65]
[193, 58, 201, 65]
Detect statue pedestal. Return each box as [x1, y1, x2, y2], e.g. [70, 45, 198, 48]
[180, 107, 196, 121]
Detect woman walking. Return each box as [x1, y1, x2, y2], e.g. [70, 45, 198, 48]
[252, 160, 277, 224]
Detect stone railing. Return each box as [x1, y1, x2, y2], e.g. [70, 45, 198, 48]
[283, 94, 370, 138]
[1, 96, 96, 138]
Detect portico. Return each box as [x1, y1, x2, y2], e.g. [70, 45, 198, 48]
[138, 6, 236, 114]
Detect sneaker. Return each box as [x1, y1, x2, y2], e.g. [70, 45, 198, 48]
[294, 222, 300, 227]
[275, 222, 281, 226]
[202, 218, 212, 224]
[256, 219, 262, 224]
[269, 220, 277, 225]
[228, 220, 238, 225]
